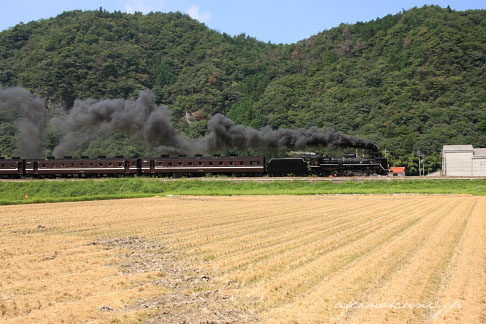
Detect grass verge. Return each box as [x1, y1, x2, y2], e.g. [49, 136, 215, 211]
[0, 178, 485, 205]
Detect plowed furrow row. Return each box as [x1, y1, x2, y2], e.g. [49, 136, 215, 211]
[261, 197, 464, 312]
[214, 198, 434, 277]
[203, 198, 416, 266]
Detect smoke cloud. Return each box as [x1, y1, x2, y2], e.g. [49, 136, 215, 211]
[0, 87, 377, 157]
[201, 114, 377, 152]
[0, 87, 48, 158]
[50, 90, 195, 157]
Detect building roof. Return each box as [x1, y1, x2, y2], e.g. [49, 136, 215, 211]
[390, 167, 406, 173]
[473, 148, 486, 157]
[443, 145, 474, 152]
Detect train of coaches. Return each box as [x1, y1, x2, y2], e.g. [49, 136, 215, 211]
[0, 154, 390, 178]
[0, 153, 390, 178]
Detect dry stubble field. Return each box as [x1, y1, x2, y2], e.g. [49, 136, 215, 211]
[0, 195, 485, 324]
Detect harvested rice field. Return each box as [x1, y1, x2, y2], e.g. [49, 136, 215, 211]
[0, 195, 485, 324]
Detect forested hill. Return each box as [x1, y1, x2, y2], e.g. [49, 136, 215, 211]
[1, 5, 486, 174]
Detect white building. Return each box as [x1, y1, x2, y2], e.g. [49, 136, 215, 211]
[442, 145, 486, 176]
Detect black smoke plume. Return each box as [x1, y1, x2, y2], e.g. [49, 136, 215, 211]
[0, 87, 48, 158]
[1, 87, 377, 157]
[201, 114, 377, 152]
[50, 90, 195, 157]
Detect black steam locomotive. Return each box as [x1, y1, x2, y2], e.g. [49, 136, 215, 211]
[0, 152, 389, 178]
[267, 153, 389, 177]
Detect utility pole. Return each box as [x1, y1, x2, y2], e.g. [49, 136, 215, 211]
[416, 148, 425, 176]
[423, 155, 426, 176]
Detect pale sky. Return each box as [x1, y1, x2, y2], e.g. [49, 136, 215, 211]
[1, 0, 485, 44]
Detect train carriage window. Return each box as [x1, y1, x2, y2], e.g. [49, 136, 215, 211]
[178, 162, 182, 166]
[42, 163, 46, 168]
[70, 163, 74, 167]
[208, 162, 213, 166]
[239, 161, 244, 165]
[89, 163, 94, 167]
[80, 163, 84, 167]
[158, 162, 163, 167]
[188, 162, 192, 166]
[11, 163, 15, 168]
[61, 163, 65, 167]
[1, 164, 4, 168]
[198, 161, 203, 166]
[98, 163, 103, 167]
[118, 162, 123, 167]
[168, 162, 173, 166]
[108, 162, 113, 167]
[219, 161, 223, 166]
[229, 161, 234, 166]
[251, 161, 260, 165]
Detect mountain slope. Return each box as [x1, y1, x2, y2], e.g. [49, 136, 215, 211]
[248, 6, 486, 162]
[1, 5, 485, 173]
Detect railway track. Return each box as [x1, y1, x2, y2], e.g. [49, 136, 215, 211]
[1, 175, 485, 182]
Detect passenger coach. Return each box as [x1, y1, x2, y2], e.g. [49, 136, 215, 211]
[0, 157, 23, 178]
[23, 156, 139, 177]
[140, 155, 265, 177]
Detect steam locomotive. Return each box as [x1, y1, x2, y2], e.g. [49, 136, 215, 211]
[267, 153, 389, 177]
[0, 153, 389, 178]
